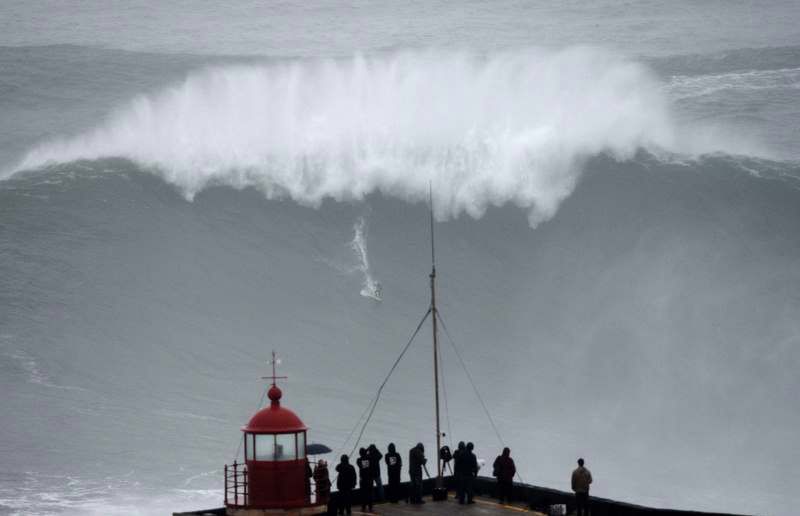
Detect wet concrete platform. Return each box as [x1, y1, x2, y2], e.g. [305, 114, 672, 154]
[175, 476, 748, 516]
[354, 494, 546, 516]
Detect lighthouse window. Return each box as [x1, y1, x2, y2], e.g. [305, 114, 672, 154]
[255, 434, 276, 461]
[275, 433, 297, 461]
[245, 433, 255, 461]
[297, 432, 306, 459]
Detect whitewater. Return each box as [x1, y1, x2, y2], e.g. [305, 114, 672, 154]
[2, 2, 800, 516]
[12, 49, 769, 226]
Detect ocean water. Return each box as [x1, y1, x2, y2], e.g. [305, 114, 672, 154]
[1, 2, 799, 515]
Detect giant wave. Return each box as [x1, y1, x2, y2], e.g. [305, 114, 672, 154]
[13, 48, 768, 226]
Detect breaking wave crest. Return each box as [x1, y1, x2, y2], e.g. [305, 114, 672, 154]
[15, 49, 763, 225]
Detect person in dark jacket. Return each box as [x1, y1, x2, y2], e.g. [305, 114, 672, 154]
[408, 443, 427, 504]
[306, 461, 313, 499]
[571, 457, 593, 516]
[453, 441, 467, 504]
[384, 442, 402, 503]
[357, 448, 374, 512]
[367, 444, 385, 501]
[439, 445, 453, 475]
[465, 442, 478, 504]
[314, 459, 331, 504]
[336, 455, 357, 515]
[493, 447, 516, 503]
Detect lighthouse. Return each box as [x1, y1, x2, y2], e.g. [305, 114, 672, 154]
[225, 352, 326, 516]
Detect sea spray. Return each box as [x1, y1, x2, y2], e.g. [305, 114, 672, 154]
[351, 216, 381, 301]
[14, 48, 758, 225]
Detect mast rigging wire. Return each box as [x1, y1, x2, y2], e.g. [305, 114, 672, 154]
[337, 380, 380, 455]
[436, 309, 525, 483]
[439, 343, 454, 449]
[344, 307, 432, 458]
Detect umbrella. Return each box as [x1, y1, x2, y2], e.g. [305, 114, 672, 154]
[306, 443, 333, 455]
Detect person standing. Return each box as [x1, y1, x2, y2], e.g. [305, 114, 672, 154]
[357, 448, 374, 512]
[408, 443, 427, 504]
[367, 444, 385, 501]
[571, 458, 593, 516]
[313, 459, 331, 504]
[335, 455, 357, 515]
[465, 442, 478, 504]
[305, 461, 313, 500]
[439, 445, 453, 475]
[453, 442, 467, 504]
[492, 447, 516, 504]
[384, 443, 402, 503]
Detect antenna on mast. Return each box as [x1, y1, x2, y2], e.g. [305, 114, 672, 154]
[262, 350, 287, 387]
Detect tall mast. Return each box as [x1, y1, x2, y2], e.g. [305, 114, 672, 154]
[429, 184, 443, 487]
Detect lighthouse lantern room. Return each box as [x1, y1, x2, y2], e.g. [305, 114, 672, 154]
[225, 352, 325, 516]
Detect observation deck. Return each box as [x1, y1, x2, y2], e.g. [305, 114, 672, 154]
[174, 475, 749, 516]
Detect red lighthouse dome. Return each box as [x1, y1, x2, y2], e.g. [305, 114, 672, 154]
[244, 386, 307, 433]
[225, 353, 326, 516]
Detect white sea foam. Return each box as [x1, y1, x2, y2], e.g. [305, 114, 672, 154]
[667, 66, 800, 99]
[0, 471, 220, 516]
[15, 49, 761, 225]
[351, 216, 382, 301]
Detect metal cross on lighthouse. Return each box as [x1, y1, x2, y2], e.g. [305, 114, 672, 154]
[262, 350, 287, 387]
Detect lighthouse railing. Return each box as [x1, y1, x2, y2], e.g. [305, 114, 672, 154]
[224, 461, 248, 508]
[224, 459, 327, 508]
